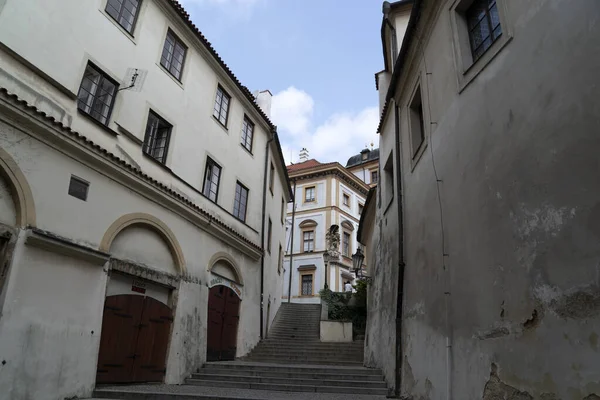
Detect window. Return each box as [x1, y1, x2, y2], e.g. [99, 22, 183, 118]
[202, 158, 221, 202]
[409, 84, 425, 158]
[301, 274, 313, 296]
[233, 182, 249, 222]
[213, 86, 231, 127]
[269, 163, 275, 194]
[303, 230, 314, 253]
[278, 244, 283, 274]
[304, 186, 315, 203]
[77, 64, 117, 125]
[281, 198, 285, 224]
[105, 0, 140, 34]
[467, 0, 502, 61]
[160, 30, 186, 81]
[241, 116, 254, 152]
[143, 111, 172, 164]
[383, 154, 394, 208]
[371, 170, 379, 184]
[343, 193, 350, 207]
[342, 231, 351, 257]
[359, 203, 364, 215]
[68, 175, 89, 201]
[267, 218, 272, 254]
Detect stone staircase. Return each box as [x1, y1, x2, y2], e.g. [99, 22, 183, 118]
[92, 303, 388, 398]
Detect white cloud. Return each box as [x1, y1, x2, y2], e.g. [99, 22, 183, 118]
[271, 87, 314, 137]
[271, 87, 379, 165]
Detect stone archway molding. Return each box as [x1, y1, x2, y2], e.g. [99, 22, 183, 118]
[0, 146, 36, 227]
[100, 213, 186, 273]
[207, 251, 243, 286]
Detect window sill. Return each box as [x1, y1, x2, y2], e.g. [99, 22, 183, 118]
[142, 151, 171, 172]
[240, 144, 254, 157]
[458, 34, 512, 94]
[212, 115, 229, 132]
[194, 191, 258, 234]
[410, 141, 427, 172]
[383, 195, 394, 216]
[156, 62, 184, 89]
[99, 8, 137, 45]
[77, 109, 118, 137]
[115, 122, 143, 145]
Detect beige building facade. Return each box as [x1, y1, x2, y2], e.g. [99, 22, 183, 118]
[0, 1, 291, 399]
[283, 159, 369, 303]
[361, 0, 600, 398]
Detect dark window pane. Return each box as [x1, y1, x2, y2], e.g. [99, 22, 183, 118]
[214, 87, 230, 127]
[233, 182, 248, 222]
[77, 64, 117, 125]
[143, 111, 172, 164]
[160, 30, 186, 81]
[467, 0, 502, 61]
[203, 158, 221, 202]
[105, 0, 139, 34]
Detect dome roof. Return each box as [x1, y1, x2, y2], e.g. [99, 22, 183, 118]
[345, 148, 380, 168]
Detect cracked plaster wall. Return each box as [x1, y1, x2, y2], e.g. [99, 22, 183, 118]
[372, 0, 600, 399]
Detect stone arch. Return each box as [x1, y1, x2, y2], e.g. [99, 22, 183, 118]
[0, 147, 36, 227]
[341, 220, 354, 231]
[299, 219, 318, 228]
[208, 252, 243, 285]
[100, 213, 185, 273]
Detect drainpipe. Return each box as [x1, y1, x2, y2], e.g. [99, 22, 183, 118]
[287, 179, 297, 303]
[260, 132, 275, 340]
[393, 104, 406, 397]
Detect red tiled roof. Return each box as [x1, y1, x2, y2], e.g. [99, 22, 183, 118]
[287, 159, 322, 172]
[0, 87, 263, 253]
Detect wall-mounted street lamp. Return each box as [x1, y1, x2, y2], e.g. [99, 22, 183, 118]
[352, 247, 365, 279]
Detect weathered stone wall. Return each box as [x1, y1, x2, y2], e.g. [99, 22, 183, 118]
[390, 0, 600, 399]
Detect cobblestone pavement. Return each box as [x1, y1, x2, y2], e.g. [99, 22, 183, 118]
[94, 384, 389, 399]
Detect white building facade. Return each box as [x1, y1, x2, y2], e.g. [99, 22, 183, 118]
[282, 160, 369, 304]
[0, 0, 291, 399]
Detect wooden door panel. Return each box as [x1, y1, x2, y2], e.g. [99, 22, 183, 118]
[221, 288, 240, 361]
[206, 286, 226, 361]
[96, 295, 144, 383]
[132, 297, 172, 382]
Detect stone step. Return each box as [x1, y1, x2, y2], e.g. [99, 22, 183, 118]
[242, 357, 363, 366]
[193, 369, 384, 381]
[247, 352, 362, 360]
[187, 375, 386, 388]
[202, 362, 379, 375]
[184, 379, 387, 395]
[244, 355, 363, 363]
[255, 343, 363, 351]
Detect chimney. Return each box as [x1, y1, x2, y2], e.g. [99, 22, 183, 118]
[254, 90, 273, 119]
[299, 148, 309, 162]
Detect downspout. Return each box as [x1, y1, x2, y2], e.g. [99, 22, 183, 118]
[260, 133, 275, 340]
[393, 103, 406, 397]
[287, 179, 297, 303]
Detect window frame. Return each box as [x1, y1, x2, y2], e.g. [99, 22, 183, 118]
[466, 0, 502, 61]
[267, 218, 272, 254]
[304, 186, 316, 203]
[408, 82, 426, 160]
[302, 229, 315, 253]
[77, 63, 118, 126]
[449, 0, 512, 92]
[213, 85, 231, 128]
[278, 244, 283, 274]
[358, 203, 364, 216]
[105, 0, 141, 35]
[142, 110, 172, 165]
[160, 29, 187, 82]
[300, 273, 314, 296]
[269, 163, 275, 195]
[202, 157, 222, 203]
[371, 169, 379, 184]
[281, 198, 285, 224]
[342, 193, 350, 207]
[233, 181, 249, 222]
[342, 231, 351, 258]
[240, 115, 254, 153]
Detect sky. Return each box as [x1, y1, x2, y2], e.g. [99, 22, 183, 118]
[178, 0, 384, 165]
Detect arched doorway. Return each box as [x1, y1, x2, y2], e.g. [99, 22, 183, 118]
[96, 215, 184, 383]
[206, 254, 243, 361]
[207, 284, 241, 361]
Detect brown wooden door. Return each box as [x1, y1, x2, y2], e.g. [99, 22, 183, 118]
[206, 286, 240, 361]
[96, 295, 145, 384]
[96, 295, 172, 383]
[131, 297, 173, 382]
